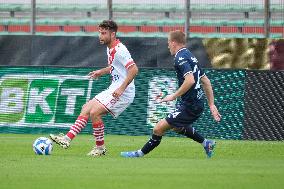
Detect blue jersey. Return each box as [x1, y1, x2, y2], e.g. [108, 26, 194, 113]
[174, 48, 205, 104]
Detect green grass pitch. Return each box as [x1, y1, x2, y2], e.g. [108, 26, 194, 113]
[0, 133, 284, 189]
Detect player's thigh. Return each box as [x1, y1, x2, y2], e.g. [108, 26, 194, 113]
[80, 100, 93, 115]
[81, 98, 106, 116]
[95, 87, 134, 118]
[153, 119, 172, 136]
[89, 99, 108, 116]
[166, 103, 203, 128]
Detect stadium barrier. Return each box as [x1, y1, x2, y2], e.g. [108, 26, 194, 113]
[1, 35, 281, 69]
[0, 67, 283, 140]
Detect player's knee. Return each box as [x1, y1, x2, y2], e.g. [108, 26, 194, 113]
[80, 106, 89, 117]
[153, 119, 170, 136]
[172, 127, 185, 134]
[81, 102, 88, 110]
[81, 101, 92, 114]
[90, 109, 99, 118]
[175, 126, 194, 137]
[153, 127, 164, 136]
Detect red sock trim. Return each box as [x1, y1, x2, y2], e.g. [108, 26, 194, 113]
[92, 121, 104, 146]
[66, 116, 89, 140]
[66, 132, 75, 140]
[92, 121, 104, 128]
[78, 115, 89, 121]
[96, 140, 104, 146]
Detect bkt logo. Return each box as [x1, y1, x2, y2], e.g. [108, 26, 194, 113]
[0, 75, 94, 127]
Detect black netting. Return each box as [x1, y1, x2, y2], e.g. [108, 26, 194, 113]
[243, 71, 284, 140]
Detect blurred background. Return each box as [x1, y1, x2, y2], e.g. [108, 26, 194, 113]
[0, 0, 283, 69]
[0, 0, 283, 38]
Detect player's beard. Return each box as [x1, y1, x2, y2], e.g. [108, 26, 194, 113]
[99, 35, 111, 46]
[99, 39, 107, 45]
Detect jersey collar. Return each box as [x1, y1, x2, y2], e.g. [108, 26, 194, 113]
[108, 39, 120, 54]
[175, 47, 187, 58]
[110, 39, 120, 49]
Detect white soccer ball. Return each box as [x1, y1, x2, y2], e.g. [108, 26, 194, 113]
[33, 137, 53, 155]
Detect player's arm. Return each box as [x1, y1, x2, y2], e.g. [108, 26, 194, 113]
[160, 73, 195, 102]
[88, 66, 112, 79]
[112, 64, 138, 98]
[120, 64, 139, 90]
[201, 75, 221, 122]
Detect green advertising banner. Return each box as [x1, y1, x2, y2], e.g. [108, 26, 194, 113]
[0, 74, 91, 127]
[0, 67, 245, 139]
[0, 77, 29, 122]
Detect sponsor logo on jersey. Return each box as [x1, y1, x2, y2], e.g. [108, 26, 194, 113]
[191, 57, 198, 63]
[178, 57, 184, 61]
[178, 60, 188, 66]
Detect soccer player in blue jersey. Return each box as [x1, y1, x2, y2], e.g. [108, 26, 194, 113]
[121, 30, 221, 158]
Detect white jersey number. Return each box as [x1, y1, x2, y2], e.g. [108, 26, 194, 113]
[193, 65, 201, 89]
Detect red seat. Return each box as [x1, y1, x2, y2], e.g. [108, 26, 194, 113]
[140, 26, 159, 32]
[118, 26, 137, 33]
[63, 26, 81, 32]
[84, 26, 98, 32]
[36, 25, 61, 32]
[8, 25, 30, 32]
[243, 27, 264, 34]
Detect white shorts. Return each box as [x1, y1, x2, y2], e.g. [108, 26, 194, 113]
[94, 85, 135, 118]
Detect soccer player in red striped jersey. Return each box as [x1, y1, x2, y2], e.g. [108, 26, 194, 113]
[50, 20, 138, 157]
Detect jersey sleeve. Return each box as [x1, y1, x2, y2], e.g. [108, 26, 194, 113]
[176, 57, 193, 78]
[118, 47, 136, 69]
[200, 67, 206, 78]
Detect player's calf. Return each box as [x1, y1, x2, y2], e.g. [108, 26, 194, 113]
[120, 134, 162, 158]
[173, 126, 204, 143]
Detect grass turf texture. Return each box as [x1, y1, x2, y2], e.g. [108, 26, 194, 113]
[0, 134, 284, 189]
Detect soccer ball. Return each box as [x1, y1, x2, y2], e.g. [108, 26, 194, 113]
[33, 137, 53, 155]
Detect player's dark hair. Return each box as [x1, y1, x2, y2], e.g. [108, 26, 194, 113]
[169, 30, 186, 45]
[99, 20, 118, 33]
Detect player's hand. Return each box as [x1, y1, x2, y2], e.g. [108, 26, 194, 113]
[88, 70, 102, 79]
[210, 105, 221, 122]
[159, 94, 176, 103]
[112, 86, 124, 98]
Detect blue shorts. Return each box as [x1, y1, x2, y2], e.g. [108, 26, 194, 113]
[165, 101, 204, 128]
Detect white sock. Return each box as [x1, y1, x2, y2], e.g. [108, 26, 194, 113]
[202, 139, 208, 147]
[64, 135, 71, 142]
[137, 149, 144, 157]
